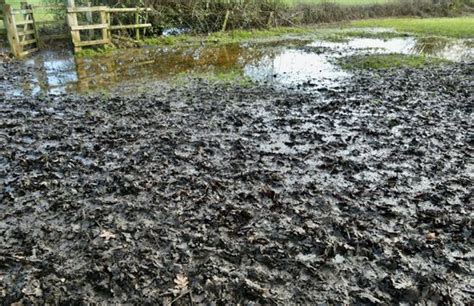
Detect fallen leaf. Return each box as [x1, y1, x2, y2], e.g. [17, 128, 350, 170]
[174, 273, 189, 291]
[99, 230, 116, 241]
[426, 232, 436, 241]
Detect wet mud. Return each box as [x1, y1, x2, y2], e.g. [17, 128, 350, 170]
[1, 58, 473, 303]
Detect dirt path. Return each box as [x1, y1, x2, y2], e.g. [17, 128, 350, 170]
[1, 63, 473, 304]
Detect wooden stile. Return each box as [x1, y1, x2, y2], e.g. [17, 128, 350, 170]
[4, 0, 152, 57]
[3, 2, 40, 58]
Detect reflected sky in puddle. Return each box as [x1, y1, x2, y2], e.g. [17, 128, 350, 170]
[7, 31, 473, 97]
[245, 49, 349, 88]
[311, 36, 473, 61]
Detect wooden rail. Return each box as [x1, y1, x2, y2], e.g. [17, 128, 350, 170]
[107, 7, 151, 41]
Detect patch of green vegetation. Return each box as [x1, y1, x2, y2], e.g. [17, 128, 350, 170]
[339, 54, 450, 70]
[316, 28, 411, 42]
[284, 0, 390, 6]
[144, 34, 195, 46]
[205, 70, 253, 86]
[352, 17, 474, 38]
[75, 45, 117, 58]
[340, 29, 410, 39]
[144, 27, 313, 47]
[172, 68, 253, 87]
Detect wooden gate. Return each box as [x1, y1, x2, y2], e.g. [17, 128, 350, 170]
[67, 4, 111, 53]
[67, 0, 151, 53]
[2, 0, 152, 58]
[3, 2, 40, 58]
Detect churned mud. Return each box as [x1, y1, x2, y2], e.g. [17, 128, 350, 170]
[1, 57, 472, 304]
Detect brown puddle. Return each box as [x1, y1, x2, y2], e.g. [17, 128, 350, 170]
[8, 33, 474, 96]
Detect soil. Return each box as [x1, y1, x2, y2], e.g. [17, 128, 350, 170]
[0, 60, 473, 304]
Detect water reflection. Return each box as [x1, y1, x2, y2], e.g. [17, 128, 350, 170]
[245, 49, 348, 88]
[412, 37, 473, 61]
[7, 33, 474, 97]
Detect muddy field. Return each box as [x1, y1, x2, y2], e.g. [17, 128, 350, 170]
[1, 53, 473, 304]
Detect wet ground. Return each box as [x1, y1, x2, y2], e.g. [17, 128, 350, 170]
[1, 28, 473, 96]
[1, 29, 473, 304]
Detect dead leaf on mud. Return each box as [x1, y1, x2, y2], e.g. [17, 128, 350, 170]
[174, 273, 189, 291]
[171, 274, 189, 296]
[99, 230, 116, 241]
[174, 274, 189, 289]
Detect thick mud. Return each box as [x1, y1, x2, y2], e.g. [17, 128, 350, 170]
[1, 60, 472, 304]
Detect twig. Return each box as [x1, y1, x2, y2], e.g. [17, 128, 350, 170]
[167, 289, 191, 306]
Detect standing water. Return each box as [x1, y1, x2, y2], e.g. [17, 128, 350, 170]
[3, 30, 473, 97]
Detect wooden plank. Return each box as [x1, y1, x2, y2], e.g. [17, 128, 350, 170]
[109, 24, 151, 30]
[18, 29, 36, 36]
[222, 10, 230, 32]
[29, 4, 41, 50]
[4, 5, 22, 58]
[36, 20, 65, 26]
[71, 24, 107, 31]
[19, 47, 38, 57]
[100, 10, 110, 44]
[32, 4, 66, 9]
[11, 9, 34, 15]
[75, 38, 109, 47]
[40, 33, 70, 40]
[20, 38, 36, 46]
[67, 6, 107, 13]
[20, 3, 31, 44]
[67, 0, 81, 52]
[107, 8, 151, 13]
[16, 20, 34, 25]
[135, 8, 139, 40]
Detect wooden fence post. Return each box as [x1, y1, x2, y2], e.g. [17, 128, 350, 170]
[100, 9, 110, 45]
[222, 10, 230, 32]
[135, 7, 140, 40]
[267, 11, 274, 28]
[3, 5, 21, 57]
[67, 0, 81, 52]
[28, 4, 41, 50]
[20, 1, 29, 41]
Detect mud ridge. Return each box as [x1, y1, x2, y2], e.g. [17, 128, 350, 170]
[0, 63, 473, 304]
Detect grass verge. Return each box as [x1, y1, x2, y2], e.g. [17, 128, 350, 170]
[339, 53, 450, 69]
[144, 27, 313, 46]
[351, 17, 474, 38]
[284, 0, 390, 5]
[75, 46, 117, 58]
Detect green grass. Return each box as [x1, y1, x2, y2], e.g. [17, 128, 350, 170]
[144, 27, 313, 46]
[75, 45, 117, 58]
[283, 0, 390, 6]
[352, 17, 474, 38]
[173, 69, 254, 87]
[339, 54, 450, 70]
[316, 28, 410, 42]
